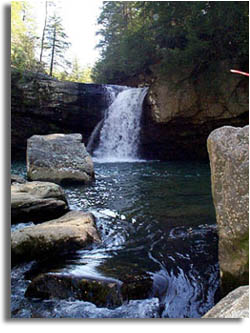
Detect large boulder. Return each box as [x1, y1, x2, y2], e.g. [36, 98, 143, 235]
[11, 211, 101, 265]
[27, 133, 94, 184]
[207, 125, 249, 294]
[203, 285, 249, 318]
[11, 181, 69, 224]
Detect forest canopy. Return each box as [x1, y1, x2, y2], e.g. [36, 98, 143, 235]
[91, 1, 249, 84]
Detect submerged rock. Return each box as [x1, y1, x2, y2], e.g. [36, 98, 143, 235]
[11, 211, 101, 265]
[11, 181, 69, 224]
[27, 133, 94, 184]
[24, 270, 153, 309]
[121, 274, 153, 302]
[203, 285, 249, 318]
[25, 274, 123, 309]
[207, 126, 249, 293]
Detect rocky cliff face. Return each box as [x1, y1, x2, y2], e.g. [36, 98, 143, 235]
[139, 62, 249, 160]
[12, 64, 249, 161]
[11, 69, 108, 159]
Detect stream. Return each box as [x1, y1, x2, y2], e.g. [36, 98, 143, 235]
[11, 160, 220, 318]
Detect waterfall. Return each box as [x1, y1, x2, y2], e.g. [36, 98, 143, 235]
[87, 86, 148, 162]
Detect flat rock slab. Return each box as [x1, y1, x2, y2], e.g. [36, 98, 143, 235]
[203, 285, 249, 318]
[11, 211, 101, 265]
[27, 133, 94, 184]
[11, 181, 69, 224]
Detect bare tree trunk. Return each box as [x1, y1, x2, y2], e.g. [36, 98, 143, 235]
[49, 26, 56, 76]
[40, 1, 48, 63]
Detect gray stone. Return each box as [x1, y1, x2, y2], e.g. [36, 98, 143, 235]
[27, 133, 94, 184]
[207, 126, 249, 292]
[11, 174, 26, 184]
[11, 211, 101, 264]
[203, 285, 249, 318]
[11, 181, 69, 223]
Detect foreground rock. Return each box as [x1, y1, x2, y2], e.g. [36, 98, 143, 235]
[11, 211, 101, 265]
[207, 126, 249, 294]
[11, 181, 69, 224]
[203, 285, 249, 318]
[25, 271, 153, 309]
[27, 133, 94, 184]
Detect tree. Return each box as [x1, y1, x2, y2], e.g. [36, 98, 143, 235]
[44, 13, 71, 76]
[39, 1, 48, 63]
[11, 1, 40, 71]
[92, 1, 249, 83]
[58, 57, 93, 83]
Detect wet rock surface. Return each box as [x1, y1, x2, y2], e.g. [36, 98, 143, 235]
[11, 181, 69, 224]
[207, 125, 249, 293]
[27, 133, 94, 184]
[24, 271, 153, 309]
[11, 211, 101, 265]
[25, 273, 123, 308]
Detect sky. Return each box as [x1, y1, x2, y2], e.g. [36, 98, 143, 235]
[31, 0, 103, 67]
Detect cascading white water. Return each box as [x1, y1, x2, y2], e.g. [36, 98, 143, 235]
[88, 86, 148, 162]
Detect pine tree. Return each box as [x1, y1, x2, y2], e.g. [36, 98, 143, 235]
[44, 13, 71, 76]
[65, 57, 93, 83]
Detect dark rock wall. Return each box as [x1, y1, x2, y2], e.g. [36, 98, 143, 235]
[11, 69, 108, 159]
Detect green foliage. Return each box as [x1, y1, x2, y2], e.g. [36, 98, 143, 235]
[11, 1, 42, 72]
[92, 1, 249, 83]
[54, 57, 93, 83]
[11, 1, 72, 77]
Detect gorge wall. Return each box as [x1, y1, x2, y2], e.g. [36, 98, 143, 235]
[11, 64, 249, 161]
[11, 69, 108, 159]
[138, 62, 249, 160]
